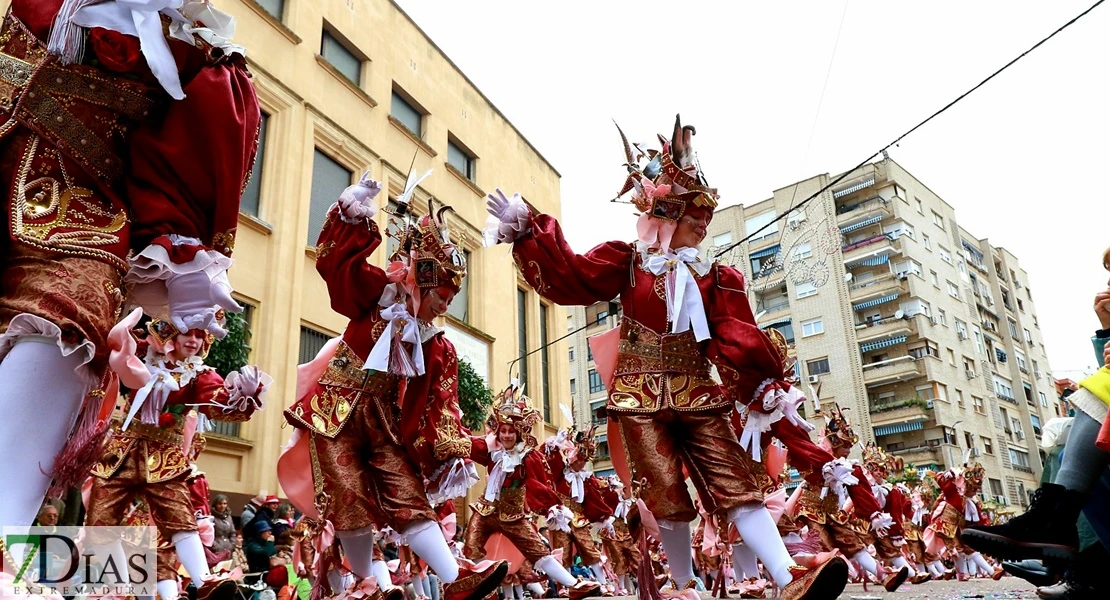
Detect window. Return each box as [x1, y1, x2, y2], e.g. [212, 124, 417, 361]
[930, 270, 939, 287]
[939, 246, 952, 264]
[1024, 328, 1033, 343]
[942, 426, 957, 445]
[938, 309, 947, 326]
[923, 234, 932, 250]
[973, 326, 985, 354]
[989, 478, 1004, 497]
[947, 281, 960, 298]
[539, 304, 551, 421]
[588, 344, 593, 361]
[1008, 320, 1019, 339]
[1015, 350, 1027, 371]
[893, 259, 922, 278]
[795, 281, 817, 299]
[586, 302, 612, 326]
[885, 222, 915, 240]
[956, 389, 965, 407]
[801, 318, 824, 337]
[255, 0, 284, 20]
[1031, 413, 1042, 436]
[445, 249, 471, 323]
[517, 289, 528, 389]
[963, 356, 976, 375]
[321, 29, 361, 83]
[712, 232, 733, 247]
[309, 149, 352, 245]
[955, 319, 968, 338]
[937, 383, 949, 402]
[391, 90, 423, 136]
[1010, 448, 1031, 468]
[916, 384, 936, 401]
[588, 369, 604, 394]
[994, 376, 1015, 401]
[947, 348, 956, 365]
[744, 211, 778, 240]
[569, 348, 575, 362]
[964, 431, 974, 449]
[909, 341, 938, 359]
[982, 437, 994, 455]
[932, 210, 946, 229]
[240, 112, 270, 217]
[1032, 360, 1041, 379]
[299, 325, 331, 364]
[915, 197, 924, 214]
[807, 358, 831, 376]
[1039, 391, 1048, 407]
[447, 138, 475, 181]
[973, 395, 985, 414]
[792, 242, 813, 260]
[570, 379, 577, 394]
[765, 322, 795, 344]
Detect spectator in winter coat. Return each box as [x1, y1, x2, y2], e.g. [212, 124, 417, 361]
[245, 496, 280, 542]
[242, 494, 266, 526]
[245, 520, 278, 574]
[211, 494, 236, 554]
[271, 503, 296, 540]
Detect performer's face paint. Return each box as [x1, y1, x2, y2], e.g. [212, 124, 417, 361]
[417, 286, 456, 322]
[670, 205, 712, 249]
[497, 423, 519, 449]
[172, 329, 207, 360]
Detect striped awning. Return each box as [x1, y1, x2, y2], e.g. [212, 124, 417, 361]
[750, 245, 781, 259]
[860, 335, 907, 353]
[874, 421, 924, 436]
[853, 293, 899, 310]
[761, 317, 792, 328]
[840, 216, 883, 234]
[833, 178, 876, 198]
[860, 254, 891, 267]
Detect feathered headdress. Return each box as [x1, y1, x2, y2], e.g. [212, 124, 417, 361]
[822, 404, 858, 452]
[614, 115, 720, 250]
[488, 384, 541, 451]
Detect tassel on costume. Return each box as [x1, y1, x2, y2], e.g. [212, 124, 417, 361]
[45, 378, 115, 498]
[637, 530, 663, 600]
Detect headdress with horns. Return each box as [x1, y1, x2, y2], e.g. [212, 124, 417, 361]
[388, 201, 468, 295]
[614, 115, 719, 250]
[822, 404, 858, 452]
[862, 442, 904, 478]
[962, 462, 986, 493]
[571, 427, 600, 462]
[488, 385, 541, 451]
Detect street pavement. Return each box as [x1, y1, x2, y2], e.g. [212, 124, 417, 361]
[592, 577, 1040, 600]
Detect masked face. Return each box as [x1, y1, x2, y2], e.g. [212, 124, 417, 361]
[417, 286, 456, 322]
[670, 205, 712, 249]
[497, 423, 520, 449]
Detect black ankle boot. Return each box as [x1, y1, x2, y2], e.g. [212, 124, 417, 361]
[959, 483, 1084, 561]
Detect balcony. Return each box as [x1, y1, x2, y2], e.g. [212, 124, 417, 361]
[848, 273, 907, 302]
[870, 397, 935, 426]
[756, 299, 791, 320]
[863, 356, 926, 387]
[843, 234, 900, 265]
[855, 314, 916, 343]
[1011, 465, 1034, 474]
[889, 445, 944, 467]
[836, 195, 893, 224]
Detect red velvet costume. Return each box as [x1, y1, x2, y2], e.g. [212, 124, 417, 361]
[925, 470, 964, 551]
[544, 441, 615, 567]
[598, 484, 642, 578]
[0, 0, 259, 376]
[464, 434, 561, 564]
[87, 354, 261, 535]
[283, 206, 471, 533]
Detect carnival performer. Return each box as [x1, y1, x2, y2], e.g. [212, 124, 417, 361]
[278, 172, 506, 600]
[86, 315, 268, 600]
[0, 0, 261, 536]
[790, 406, 908, 592]
[543, 428, 615, 586]
[861, 444, 931, 584]
[951, 463, 1003, 581]
[599, 477, 642, 595]
[485, 115, 848, 600]
[464, 386, 601, 600]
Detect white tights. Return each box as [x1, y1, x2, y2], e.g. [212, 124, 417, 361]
[0, 338, 87, 529]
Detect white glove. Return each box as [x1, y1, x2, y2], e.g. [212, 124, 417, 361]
[483, 189, 531, 246]
[871, 513, 894, 536]
[337, 171, 382, 223]
[598, 516, 616, 537]
[166, 271, 241, 338]
[891, 536, 905, 547]
[222, 365, 272, 413]
[546, 505, 574, 533]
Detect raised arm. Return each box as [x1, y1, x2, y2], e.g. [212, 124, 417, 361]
[487, 190, 631, 305]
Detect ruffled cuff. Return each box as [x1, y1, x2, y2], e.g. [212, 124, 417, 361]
[223, 366, 272, 414]
[428, 459, 479, 505]
[482, 197, 532, 246]
[125, 235, 233, 315]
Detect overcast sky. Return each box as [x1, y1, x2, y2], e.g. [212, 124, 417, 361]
[395, 0, 1110, 378]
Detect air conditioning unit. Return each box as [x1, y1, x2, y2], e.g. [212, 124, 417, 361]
[957, 331, 967, 340]
[970, 448, 980, 457]
[966, 369, 976, 379]
[930, 316, 939, 325]
[995, 495, 1008, 505]
[808, 375, 820, 384]
[788, 218, 802, 230]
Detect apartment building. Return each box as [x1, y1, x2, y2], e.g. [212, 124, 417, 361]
[700, 158, 1055, 508]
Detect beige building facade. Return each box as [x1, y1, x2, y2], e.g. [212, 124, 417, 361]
[25, 0, 576, 508]
[702, 158, 1056, 508]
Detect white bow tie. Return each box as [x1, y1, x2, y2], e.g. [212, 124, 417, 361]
[643, 247, 710, 342]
